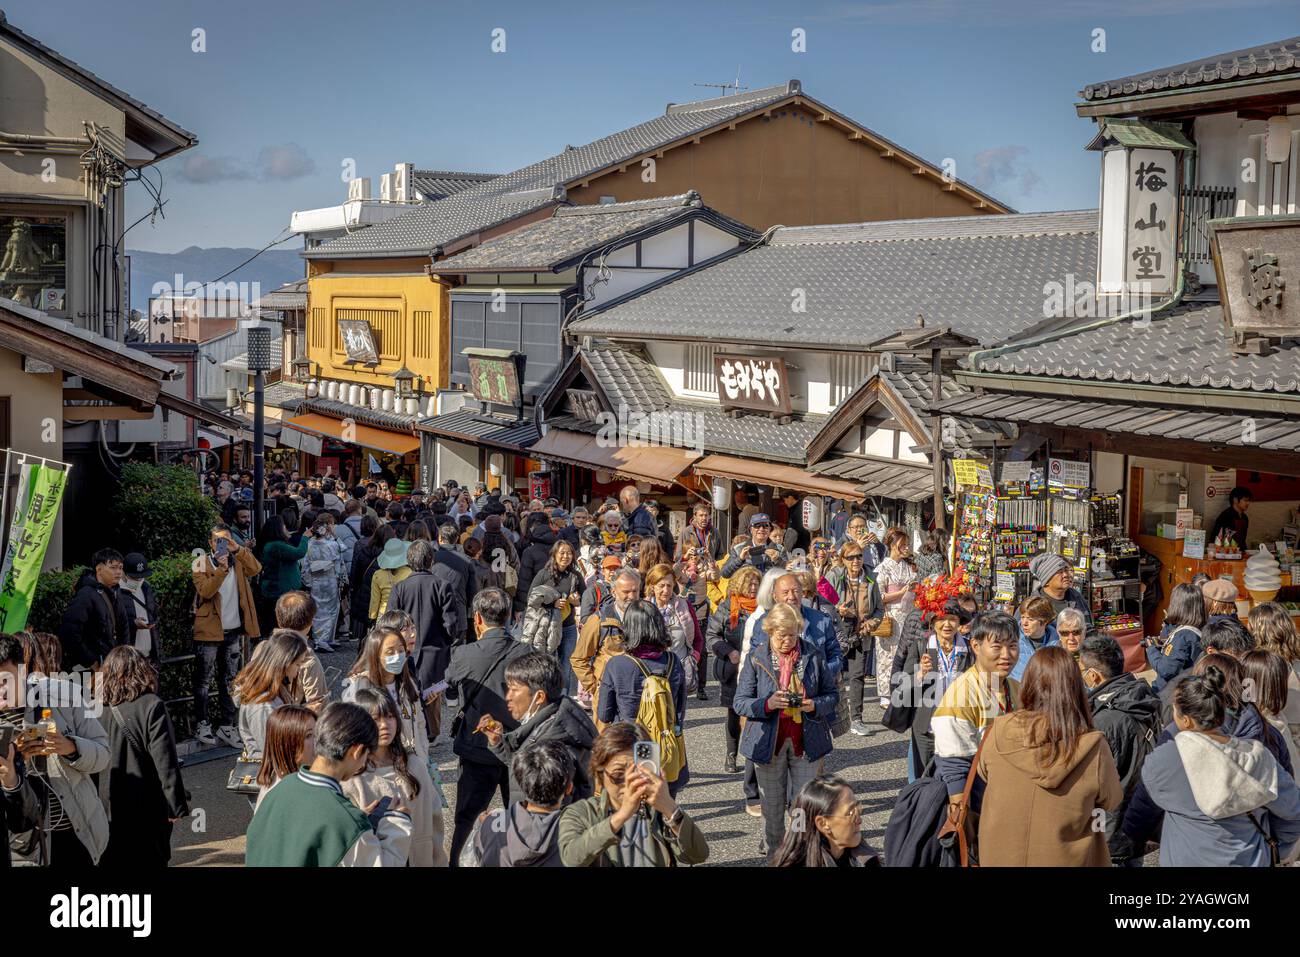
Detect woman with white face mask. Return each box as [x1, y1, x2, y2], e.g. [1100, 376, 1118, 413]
[341, 627, 446, 865]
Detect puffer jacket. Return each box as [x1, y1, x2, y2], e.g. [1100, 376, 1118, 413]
[1136, 732, 1300, 867]
[19, 676, 111, 864]
[1088, 672, 1161, 861]
[522, 585, 564, 654]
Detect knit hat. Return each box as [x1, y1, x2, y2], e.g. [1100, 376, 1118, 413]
[1029, 553, 1070, 584]
[483, 514, 503, 533]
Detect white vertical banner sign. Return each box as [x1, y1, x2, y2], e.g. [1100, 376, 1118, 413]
[1124, 148, 1177, 296]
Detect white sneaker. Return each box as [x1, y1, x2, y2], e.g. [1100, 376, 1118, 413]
[315, 640, 337, 654]
[195, 721, 217, 746]
[216, 725, 243, 749]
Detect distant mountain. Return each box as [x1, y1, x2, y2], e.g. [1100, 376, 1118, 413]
[126, 246, 304, 312]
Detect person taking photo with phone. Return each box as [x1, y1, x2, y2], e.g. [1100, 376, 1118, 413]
[558, 722, 708, 867]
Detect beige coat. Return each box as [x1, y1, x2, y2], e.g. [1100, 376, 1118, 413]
[193, 547, 262, 642]
[976, 712, 1123, 867]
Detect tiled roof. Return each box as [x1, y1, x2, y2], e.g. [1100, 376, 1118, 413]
[1081, 36, 1300, 102]
[807, 456, 935, 502]
[412, 170, 499, 202]
[433, 193, 757, 273]
[262, 381, 307, 410]
[255, 279, 307, 311]
[417, 408, 539, 450]
[879, 361, 1015, 452]
[302, 397, 420, 431]
[220, 337, 284, 374]
[306, 80, 1008, 261]
[568, 210, 1099, 349]
[564, 344, 824, 463]
[0, 296, 178, 377]
[939, 391, 1300, 455]
[969, 302, 1300, 395]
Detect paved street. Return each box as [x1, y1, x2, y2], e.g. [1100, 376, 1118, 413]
[170, 644, 909, 867]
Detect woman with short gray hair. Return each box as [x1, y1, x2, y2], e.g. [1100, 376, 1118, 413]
[1056, 608, 1088, 670]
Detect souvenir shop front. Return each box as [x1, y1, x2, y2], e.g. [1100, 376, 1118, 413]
[941, 398, 1300, 654]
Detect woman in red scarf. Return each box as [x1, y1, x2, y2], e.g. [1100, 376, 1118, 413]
[706, 565, 762, 773]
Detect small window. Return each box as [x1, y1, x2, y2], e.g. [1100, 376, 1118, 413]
[0, 213, 68, 316]
[683, 343, 716, 394]
[598, 195, 617, 205]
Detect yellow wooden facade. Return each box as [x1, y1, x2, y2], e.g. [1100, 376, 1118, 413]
[305, 258, 449, 394]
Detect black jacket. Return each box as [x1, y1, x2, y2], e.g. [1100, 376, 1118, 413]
[100, 693, 189, 867]
[1, 755, 41, 869]
[515, 527, 557, 615]
[1088, 673, 1160, 860]
[446, 629, 531, 767]
[58, 571, 130, 669]
[387, 567, 466, 687]
[883, 774, 951, 868]
[488, 697, 597, 807]
[349, 541, 381, 625]
[719, 538, 788, 578]
[706, 599, 752, 704]
[529, 565, 585, 627]
[117, 581, 159, 664]
[436, 545, 477, 629]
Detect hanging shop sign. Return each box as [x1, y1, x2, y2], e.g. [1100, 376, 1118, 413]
[952, 458, 993, 489]
[529, 470, 552, 501]
[1204, 467, 1235, 502]
[465, 348, 526, 411]
[337, 319, 380, 365]
[999, 461, 1031, 485]
[714, 354, 792, 415]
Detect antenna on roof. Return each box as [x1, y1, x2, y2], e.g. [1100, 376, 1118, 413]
[693, 67, 746, 95]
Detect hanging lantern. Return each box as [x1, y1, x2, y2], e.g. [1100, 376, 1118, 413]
[711, 476, 731, 511]
[802, 496, 823, 532]
[489, 452, 504, 478]
[369, 389, 381, 411]
[381, 389, 394, 412]
[306, 378, 319, 398]
[348, 384, 361, 405]
[393, 365, 416, 400]
[1267, 115, 1292, 164]
[595, 469, 612, 485]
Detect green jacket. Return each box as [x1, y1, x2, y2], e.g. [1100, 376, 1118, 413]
[246, 769, 370, 867]
[558, 792, 708, 867]
[258, 537, 310, 598]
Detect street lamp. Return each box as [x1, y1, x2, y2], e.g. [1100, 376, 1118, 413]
[244, 319, 275, 532]
[393, 365, 416, 414]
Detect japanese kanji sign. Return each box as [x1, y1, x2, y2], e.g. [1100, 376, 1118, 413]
[337, 319, 379, 365]
[468, 355, 522, 408]
[1124, 148, 1177, 296]
[0, 461, 69, 631]
[714, 354, 792, 415]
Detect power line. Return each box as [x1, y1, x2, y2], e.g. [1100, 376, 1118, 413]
[201, 227, 297, 287]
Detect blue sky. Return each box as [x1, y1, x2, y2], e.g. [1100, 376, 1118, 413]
[12, 0, 1298, 251]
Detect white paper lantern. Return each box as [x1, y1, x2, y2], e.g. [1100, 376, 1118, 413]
[801, 496, 823, 532]
[595, 469, 612, 485]
[1267, 115, 1292, 164]
[711, 477, 731, 511]
[369, 389, 381, 410]
[489, 453, 504, 478]
[381, 389, 393, 412]
[405, 397, 418, 415]
[348, 384, 361, 405]
[306, 380, 319, 398]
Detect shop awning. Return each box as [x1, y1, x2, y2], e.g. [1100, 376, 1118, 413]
[807, 455, 936, 502]
[694, 454, 867, 501]
[531, 427, 699, 486]
[282, 413, 420, 456]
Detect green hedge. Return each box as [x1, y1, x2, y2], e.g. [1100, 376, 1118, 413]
[28, 551, 205, 734]
[111, 461, 217, 559]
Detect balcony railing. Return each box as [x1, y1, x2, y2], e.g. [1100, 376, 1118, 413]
[1180, 184, 1236, 264]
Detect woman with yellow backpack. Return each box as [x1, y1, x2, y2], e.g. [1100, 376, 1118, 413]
[597, 601, 690, 796]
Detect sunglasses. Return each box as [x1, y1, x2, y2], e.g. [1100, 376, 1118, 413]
[844, 554, 863, 561]
[752, 523, 771, 529]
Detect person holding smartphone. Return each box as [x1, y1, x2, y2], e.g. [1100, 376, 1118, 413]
[1, 731, 41, 869]
[558, 722, 708, 867]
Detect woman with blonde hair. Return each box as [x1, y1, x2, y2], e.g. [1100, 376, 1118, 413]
[734, 601, 839, 860]
[645, 563, 703, 695]
[707, 564, 762, 772]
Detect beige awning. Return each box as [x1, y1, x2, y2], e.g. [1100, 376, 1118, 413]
[531, 428, 699, 486]
[694, 454, 866, 501]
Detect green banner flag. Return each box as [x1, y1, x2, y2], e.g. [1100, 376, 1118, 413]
[0, 461, 69, 632]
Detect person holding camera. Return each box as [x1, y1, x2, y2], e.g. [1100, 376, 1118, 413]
[558, 721, 708, 867]
[192, 523, 262, 749]
[733, 601, 839, 861]
[720, 514, 788, 578]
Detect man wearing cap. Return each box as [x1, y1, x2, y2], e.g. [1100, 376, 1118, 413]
[720, 513, 788, 577]
[1028, 553, 1090, 627]
[118, 552, 159, 665]
[552, 507, 579, 549]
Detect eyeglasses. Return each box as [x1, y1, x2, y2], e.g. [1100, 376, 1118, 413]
[826, 804, 863, 823]
[1059, 629, 1085, 637]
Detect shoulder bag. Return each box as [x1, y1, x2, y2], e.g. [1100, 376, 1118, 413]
[936, 730, 988, 867]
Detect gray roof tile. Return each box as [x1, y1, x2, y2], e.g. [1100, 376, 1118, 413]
[411, 170, 499, 202]
[433, 193, 757, 273]
[1081, 36, 1300, 102]
[879, 360, 1014, 452]
[568, 210, 1099, 349]
[418, 408, 539, 449]
[971, 302, 1300, 395]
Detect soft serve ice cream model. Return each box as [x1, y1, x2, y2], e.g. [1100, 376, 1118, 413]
[1245, 545, 1283, 604]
